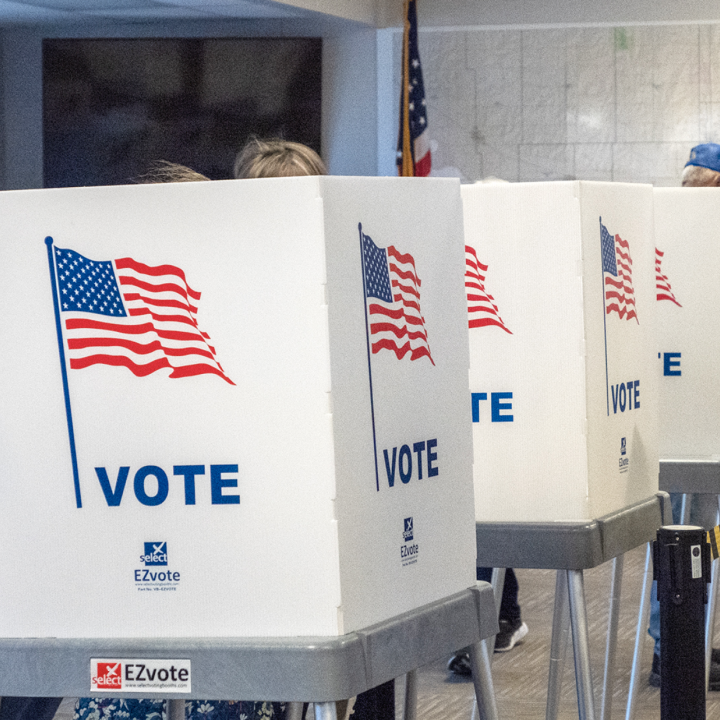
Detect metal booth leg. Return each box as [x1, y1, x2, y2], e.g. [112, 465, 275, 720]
[567, 569, 596, 720]
[546, 570, 571, 720]
[168, 700, 185, 720]
[624, 542, 653, 720]
[287, 703, 304, 720]
[470, 638, 500, 720]
[314, 702, 338, 720]
[600, 554, 624, 720]
[680, 493, 692, 524]
[403, 669, 418, 720]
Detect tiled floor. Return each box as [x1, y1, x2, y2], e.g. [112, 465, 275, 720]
[408, 544, 720, 720]
[52, 544, 720, 720]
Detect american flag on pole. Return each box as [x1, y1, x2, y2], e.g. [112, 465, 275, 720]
[361, 227, 434, 364]
[655, 247, 682, 306]
[600, 219, 638, 324]
[465, 245, 512, 333]
[52, 246, 234, 384]
[397, 0, 431, 177]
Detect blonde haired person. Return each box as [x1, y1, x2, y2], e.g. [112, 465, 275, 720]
[233, 138, 396, 720]
[74, 157, 286, 720]
[136, 160, 211, 184]
[234, 138, 326, 179]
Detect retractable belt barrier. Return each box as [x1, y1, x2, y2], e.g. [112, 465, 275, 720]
[655, 526, 711, 720]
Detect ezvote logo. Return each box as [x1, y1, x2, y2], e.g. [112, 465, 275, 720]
[135, 542, 180, 590]
[94, 662, 122, 690]
[141, 542, 167, 566]
[401, 517, 419, 566]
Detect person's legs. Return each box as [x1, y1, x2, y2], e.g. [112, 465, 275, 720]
[448, 567, 527, 675]
[476, 567, 520, 623]
[493, 569, 528, 652]
[498, 568, 521, 625]
[350, 681, 394, 720]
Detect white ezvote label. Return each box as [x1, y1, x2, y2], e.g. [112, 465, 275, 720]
[91, 659, 191, 693]
[691, 545, 702, 579]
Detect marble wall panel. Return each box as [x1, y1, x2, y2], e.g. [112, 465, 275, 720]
[521, 29, 567, 144]
[709, 26, 720, 103]
[480, 144, 520, 182]
[566, 28, 615, 144]
[612, 142, 658, 183]
[612, 142, 694, 185]
[652, 78, 699, 142]
[416, 23, 718, 185]
[615, 27, 655, 143]
[470, 30, 523, 146]
[573, 143, 613, 181]
[701, 102, 720, 140]
[651, 27, 699, 142]
[522, 102, 568, 145]
[519, 144, 574, 181]
[420, 32, 480, 179]
[699, 26, 713, 104]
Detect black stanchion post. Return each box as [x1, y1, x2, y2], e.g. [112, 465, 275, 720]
[655, 525, 711, 720]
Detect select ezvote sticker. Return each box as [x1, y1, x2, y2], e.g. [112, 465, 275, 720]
[91, 659, 191, 693]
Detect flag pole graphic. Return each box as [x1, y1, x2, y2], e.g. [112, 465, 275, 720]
[45, 236, 82, 508]
[600, 218, 610, 417]
[359, 223, 381, 492]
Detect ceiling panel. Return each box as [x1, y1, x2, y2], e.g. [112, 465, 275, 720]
[0, 0, 306, 23]
[156, 0, 300, 16]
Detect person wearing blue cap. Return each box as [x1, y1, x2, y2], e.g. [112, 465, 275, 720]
[647, 142, 720, 689]
[681, 143, 720, 187]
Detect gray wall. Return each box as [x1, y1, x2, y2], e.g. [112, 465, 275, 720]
[0, 16, 379, 190]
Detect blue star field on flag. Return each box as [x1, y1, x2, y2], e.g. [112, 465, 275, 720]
[362, 234, 394, 303]
[600, 221, 618, 277]
[55, 247, 126, 317]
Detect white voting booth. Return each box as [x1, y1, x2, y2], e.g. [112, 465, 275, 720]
[653, 188, 720, 458]
[462, 181, 659, 523]
[0, 177, 477, 641]
[636, 187, 720, 708]
[462, 181, 664, 720]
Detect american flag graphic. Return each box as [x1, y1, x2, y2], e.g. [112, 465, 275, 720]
[465, 245, 512, 334]
[361, 228, 434, 365]
[53, 246, 234, 384]
[655, 248, 682, 306]
[600, 220, 638, 324]
[396, 0, 431, 177]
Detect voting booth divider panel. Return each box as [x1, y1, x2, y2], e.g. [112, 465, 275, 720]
[0, 176, 475, 639]
[653, 188, 720, 459]
[462, 181, 659, 523]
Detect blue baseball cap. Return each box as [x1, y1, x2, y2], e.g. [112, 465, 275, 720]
[685, 143, 720, 172]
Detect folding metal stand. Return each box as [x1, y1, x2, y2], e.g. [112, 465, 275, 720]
[476, 493, 669, 720]
[0, 583, 500, 720]
[625, 460, 720, 720]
